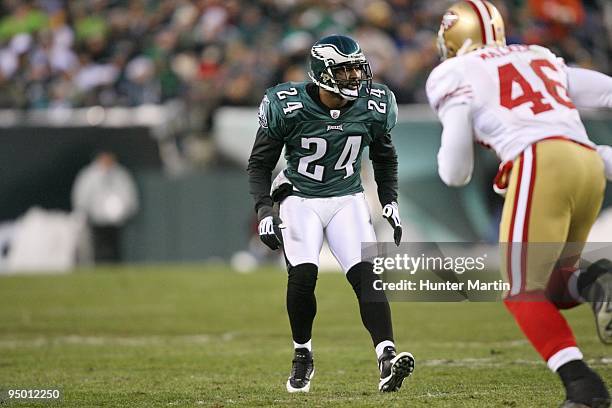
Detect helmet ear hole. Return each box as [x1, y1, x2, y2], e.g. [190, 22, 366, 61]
[446, 46, 456, 59]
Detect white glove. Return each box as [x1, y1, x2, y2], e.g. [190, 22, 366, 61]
[382, 202, 402, 246]
[258, 215, 285, 250]
[597, 145, 612, 181]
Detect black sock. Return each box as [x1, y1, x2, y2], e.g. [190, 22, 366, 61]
[577, 259, 611, 301]
[286, 263, 318, 345]
[558, 360, 610, 404]
[558, 360, 594, 384]
[346, 262, 393, 346]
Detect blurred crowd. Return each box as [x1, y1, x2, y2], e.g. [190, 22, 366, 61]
[0, 0, 611, 134]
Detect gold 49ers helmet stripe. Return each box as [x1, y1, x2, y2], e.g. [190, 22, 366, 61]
[466, 0, 494, 45]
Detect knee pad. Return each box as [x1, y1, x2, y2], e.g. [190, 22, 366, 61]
[288, 263, 318, 295]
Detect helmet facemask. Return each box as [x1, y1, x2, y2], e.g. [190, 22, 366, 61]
[436, 25, 450, 61]
[325, 61, 372, 101]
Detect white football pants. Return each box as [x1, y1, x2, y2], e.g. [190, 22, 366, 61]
[279, 193, 377, 273]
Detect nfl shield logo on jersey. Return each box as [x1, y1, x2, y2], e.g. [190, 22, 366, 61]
[330, 109, 340, 119]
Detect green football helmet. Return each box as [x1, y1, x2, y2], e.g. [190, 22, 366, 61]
[308, 35, 372, 101]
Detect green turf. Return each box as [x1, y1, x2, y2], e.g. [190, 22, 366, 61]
[0, 265, 609, 407]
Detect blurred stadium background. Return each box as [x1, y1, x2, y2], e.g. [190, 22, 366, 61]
[1, 1, 611, 406]
[1, 0, 612, 271]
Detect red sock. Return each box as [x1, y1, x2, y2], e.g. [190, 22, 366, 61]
[504, 293, 577, 361]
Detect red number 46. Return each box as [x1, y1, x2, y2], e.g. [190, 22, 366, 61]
[499, 58, 575, 114]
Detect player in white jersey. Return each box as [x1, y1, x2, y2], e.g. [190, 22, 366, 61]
[426, 1, 612, 407]
[429, 43, 594, 168]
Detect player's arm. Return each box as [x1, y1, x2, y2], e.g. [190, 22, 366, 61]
[437, 104, 474, 187]
[566, 67, 612, 109]
[565, 67, 612, 181]
[369, 133, 398, 207]
[370, 135, 402, 246]
[247, 127, 283, 214]
[247, 95, 286, 250]
[370, 88, 402, 245]
[596, 145, 612, 181]
[426, 60, 474, 187]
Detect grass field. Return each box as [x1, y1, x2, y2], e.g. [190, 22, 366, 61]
[0, 265, 610, 407]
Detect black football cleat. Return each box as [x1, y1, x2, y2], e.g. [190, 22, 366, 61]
[286, 348, 315, 393]
[378, 346, 415, 392]
[583, 259, 612, 345]
[559, 361, 610, 408]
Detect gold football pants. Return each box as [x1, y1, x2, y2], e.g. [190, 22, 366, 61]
[499, 138, 605, 296]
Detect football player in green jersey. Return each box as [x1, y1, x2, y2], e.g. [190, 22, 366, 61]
[247, 35, 414, 393]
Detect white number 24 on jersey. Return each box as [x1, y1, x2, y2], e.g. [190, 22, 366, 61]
[298, 136, 362, 181]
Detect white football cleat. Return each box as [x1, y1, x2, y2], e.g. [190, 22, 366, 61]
[378, 347, 415, 392]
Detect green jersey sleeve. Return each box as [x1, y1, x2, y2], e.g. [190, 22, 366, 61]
[385, 88, 398, 134]
[257, 92, 285, 141]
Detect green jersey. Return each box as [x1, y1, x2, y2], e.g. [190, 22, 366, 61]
[258, 81, 397, 198]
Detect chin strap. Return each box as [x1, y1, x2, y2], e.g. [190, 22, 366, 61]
[456, 38, 474, 56]
[340, 90, 358, 101]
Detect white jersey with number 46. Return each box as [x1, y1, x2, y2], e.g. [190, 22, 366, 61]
[426, 44, 592, 163]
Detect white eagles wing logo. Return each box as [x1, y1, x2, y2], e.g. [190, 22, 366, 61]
[258, 95, 270, 128]
[311, 44, 363, 65]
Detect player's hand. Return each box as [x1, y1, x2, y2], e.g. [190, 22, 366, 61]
[258, 215, 285, 250]
[382, 202, 402, 246]
[597, 145, 612, 181]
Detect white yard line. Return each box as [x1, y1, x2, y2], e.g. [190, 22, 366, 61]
[0, 332, 237, 348]
[422, 357, 610, 367]
[409, 339, 529, 348]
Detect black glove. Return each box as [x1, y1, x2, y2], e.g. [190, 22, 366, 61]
[382, 201, 402, 246]
[257, 206, 285, 250]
